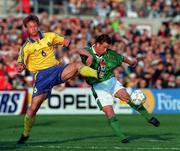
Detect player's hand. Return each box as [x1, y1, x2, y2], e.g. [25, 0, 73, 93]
[63, 39, 70, 47]
[86, 55, 93, 66]
[131, 59, 138, 68]
[16, 63, 25, 73]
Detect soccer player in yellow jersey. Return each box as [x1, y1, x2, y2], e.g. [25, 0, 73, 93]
[16, 14, 98, 144]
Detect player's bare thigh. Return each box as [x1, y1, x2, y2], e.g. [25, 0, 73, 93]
[61, 61, 82, 81]
[114, 88, 130, 103]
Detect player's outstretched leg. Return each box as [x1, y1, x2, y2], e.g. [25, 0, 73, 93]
[79, 65, 98, 79]
[61, 61, 98, 82]
[17, 93, 46, 144]
[17, 114, 35, 144]
[148, 117, 160, 127]
[115, 89, 160, 127]
[128, 101, 160, 127]
[109, 116, 129, 143]
[102, 106, 129, 143]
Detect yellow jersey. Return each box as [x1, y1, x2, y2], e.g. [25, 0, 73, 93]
[17, 31, 64, 74]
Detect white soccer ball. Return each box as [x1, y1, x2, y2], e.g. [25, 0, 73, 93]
[130, 89, 146, 105]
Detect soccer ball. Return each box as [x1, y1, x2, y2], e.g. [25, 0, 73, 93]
[130, 89, 146, 105]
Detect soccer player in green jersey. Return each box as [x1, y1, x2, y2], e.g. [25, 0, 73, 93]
[81, 34, 160, 143]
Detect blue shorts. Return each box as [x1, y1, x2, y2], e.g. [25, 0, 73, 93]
[32, 65, 66, 99]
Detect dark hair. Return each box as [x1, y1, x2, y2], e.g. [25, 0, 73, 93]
[23, 14, 40, 27]
[96, 34, 112, 44]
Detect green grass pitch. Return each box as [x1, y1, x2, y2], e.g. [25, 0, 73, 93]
[0, 114, 180, 151]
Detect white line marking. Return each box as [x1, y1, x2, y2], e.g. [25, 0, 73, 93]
[26, 146, 180, 150]
[1, 145, 180, 150]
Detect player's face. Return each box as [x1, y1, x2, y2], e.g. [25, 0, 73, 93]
[26, 21, 39, 37]
[96, 42, 109, 56]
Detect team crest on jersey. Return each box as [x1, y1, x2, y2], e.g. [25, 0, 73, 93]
[41, 50, 46, 57]
[47, 42, 53, 47]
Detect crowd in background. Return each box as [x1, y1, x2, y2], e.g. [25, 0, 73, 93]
[0, 1, 180, 90]
[67, 0, 180, 18]
[17, 0, 180, 18]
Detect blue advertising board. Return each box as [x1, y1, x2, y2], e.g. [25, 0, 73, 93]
[142, 89, 180, 114]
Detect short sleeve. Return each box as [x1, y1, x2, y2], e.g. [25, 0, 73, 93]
[51, 33, 65, 46]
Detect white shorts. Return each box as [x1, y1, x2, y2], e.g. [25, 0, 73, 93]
[92, 77, 125, 109]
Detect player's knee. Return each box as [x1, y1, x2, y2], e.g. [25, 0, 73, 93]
[28, 108, 37, 117]
[119, 94, 130, 102]
[75, 61, 82, 67]
[124, 95, 130, 102]
[74, 61, 82, 68]
[102, 106, 115, 118]
[115, 89, 130, 102]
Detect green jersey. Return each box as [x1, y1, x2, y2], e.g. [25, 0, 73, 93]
[81, 46, 124, 85]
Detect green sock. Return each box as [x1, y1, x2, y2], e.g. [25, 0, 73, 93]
[23, 114, 35, 137]
[128, 101, 152, 121]
[79, 66, 97, 78]
[108, 116, 126, 140]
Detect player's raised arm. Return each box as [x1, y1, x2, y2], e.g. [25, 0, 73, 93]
[77, 48, 93, 66]
[52, 32, 70, 47]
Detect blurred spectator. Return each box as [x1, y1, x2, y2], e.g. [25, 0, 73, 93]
[96, 1, 111, 17]
[0, 75, 12, 90]
[126, 73, 138, 88]
[16, 0, 31, 14]
[154, 79, 163, 89]
[68, 0, 96, 15]
[176, 76, 180, 87]
[0, 61, 5, 76]
[138, 78, 148, 88]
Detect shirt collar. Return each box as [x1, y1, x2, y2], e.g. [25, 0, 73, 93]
[92, 44, 97, 55]
[92, 44, 103, 59]
[28, 31, 43, 43]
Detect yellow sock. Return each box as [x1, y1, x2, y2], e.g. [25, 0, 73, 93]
[23, 114, 35, 137]
[79, 66, 97, 79]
